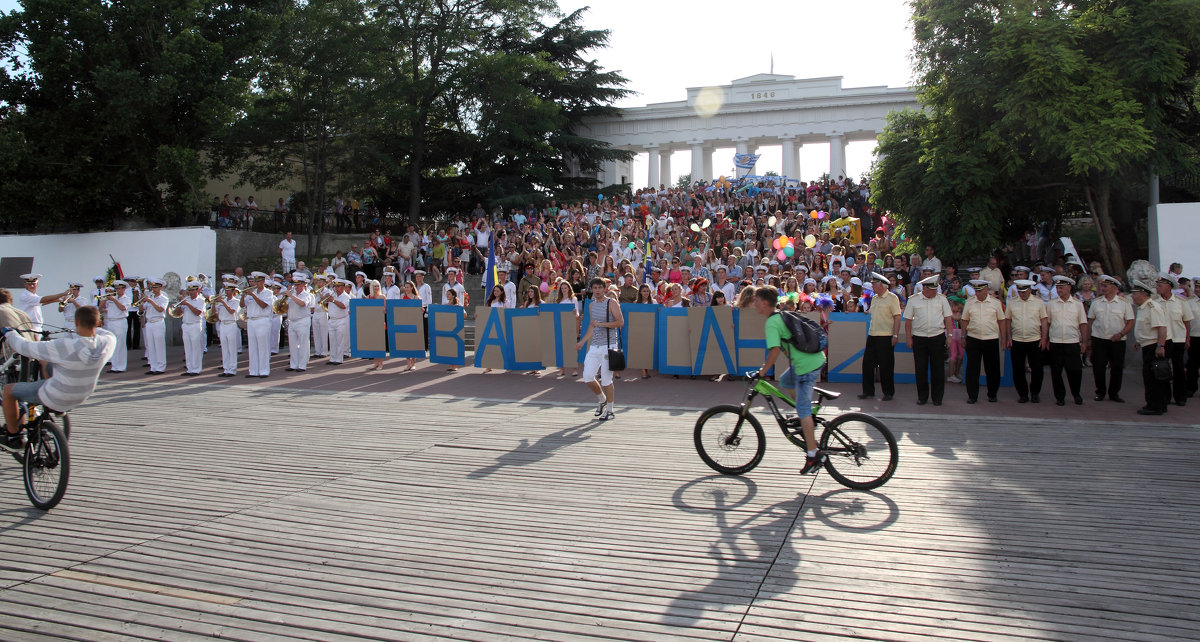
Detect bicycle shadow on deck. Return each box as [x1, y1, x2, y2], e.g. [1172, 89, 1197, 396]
[466, 421, 597, 479]
[662, 475, 899, 629]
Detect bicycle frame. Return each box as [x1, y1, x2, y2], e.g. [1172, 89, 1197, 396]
[738, 377, 825, 430]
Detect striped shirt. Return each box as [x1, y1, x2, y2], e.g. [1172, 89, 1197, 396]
[6, 328, 117, 412]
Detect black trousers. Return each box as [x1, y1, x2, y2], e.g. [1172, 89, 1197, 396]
[125, 312, 140, 350]
[1048, 342, 1083, 402]
[1090, 337, 1126, 398]
[964, 336, 1001, 400]
[912, 333, 947, 404]
[1187, 339, 1199, 395]
[1010, 339, 1043, 399]
[861, 335, 895, 397]
[1167, 341, 1188, 404]
[1143, 344, 1171, 412]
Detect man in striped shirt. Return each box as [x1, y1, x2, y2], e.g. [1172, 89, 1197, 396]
[0, 306, 116, 452]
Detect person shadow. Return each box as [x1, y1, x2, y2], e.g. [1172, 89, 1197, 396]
[662, 475, 899, 628]
[467, 422, 595, 479]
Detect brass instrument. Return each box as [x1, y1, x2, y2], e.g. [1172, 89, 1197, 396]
[316, 289, 333, 312]
[205, 294, 223, 323]
[272, 293, 289, 315]
[167, 300, 185, 319]
[57, 292, 77, 313]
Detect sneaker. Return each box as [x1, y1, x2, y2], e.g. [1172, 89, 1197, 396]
[947, 375, 962, 383]
[598, 410, 615, 421]
[800, 451, 827, 475]
[594, 400, 606, 417]
[1, 431, 23, 453]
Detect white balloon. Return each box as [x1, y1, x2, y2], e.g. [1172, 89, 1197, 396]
[767, 216, 777, 227]
[701, 219, 711, 229]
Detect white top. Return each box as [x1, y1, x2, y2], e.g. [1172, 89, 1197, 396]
[143, 293, 169, 322]
[1087, 295, 1135, 340]
[328, 292, 351, 320]
[279, 238, 297, 262]
[1047, 297, 1088, 344]
[442, 282, 466, 305]
[179, 294, 206, 324]
[6, 328, 117, 412]
[216, 293, 240, 322]
[286, 290, 315, 321]
[17, 289, 44, 331]
[902, 292, 952, 337]
[1154, 294, 1194, 343]
[104, 293, 131, 323]
[243, 287, 273, 319]
[384, 284, 403, 300]
[417, 283, 433, 307]
[502, 281, 517, 309]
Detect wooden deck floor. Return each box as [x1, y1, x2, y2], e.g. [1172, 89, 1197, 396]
[0, 381, 1197, 640]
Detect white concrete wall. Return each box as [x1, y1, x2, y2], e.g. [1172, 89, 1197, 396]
[1151, 203, 1199, 274]
[0, 227, 216, 322]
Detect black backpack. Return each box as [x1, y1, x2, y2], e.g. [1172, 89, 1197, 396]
[774, 311, 828, 354]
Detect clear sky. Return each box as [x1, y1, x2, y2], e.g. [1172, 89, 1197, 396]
[0, 0, 916, 188]
[559, 0, 917, 187]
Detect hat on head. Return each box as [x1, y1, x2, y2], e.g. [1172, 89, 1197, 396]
[355, 271, 367, 279]
[680, 264, 692, 271]
[1157, 273, 1178, 286]
[804, 278, 817, 286]
[755, 264, 768, 272]
[19, 273, 41, 281]
[186, 282, 199, 289]
[921, 265, 935, 273]
[917, 275, 939, 287]
[148, 277, 164, 286]
[968, 267, 981, 273]
[293, 274, 309, 283]
[1131, 280, 1154, 294]
[870, 271, 889, 284]
[1014, 265, 1031, 273]
[1013, 279, 1036, 290]
[840, 266, 852, 274]
[1098, 275, 1120, 286]
[250, 271, 268, 280]
[1053, 275, 1075, 286]
[124, 276, 139, 282]
[313, 273, 327, 281]
[969, 279, 990, 289]
[796, 264, 809, 273]
[1038, 266, 1054, 273]
[769, 260, 779, 266]
[104, 286, 115, 294]
[222, 273, 235, 281]
[93, 275, 105, 282]
[446, 267, 459, 274]
[821, 275, 836, 284]
[849, 277, 863, 286]
[413, 270, 426, 276]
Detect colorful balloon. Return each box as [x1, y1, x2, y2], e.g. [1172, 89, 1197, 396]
[810, 210, 818, 219]
[776, 249, 787, 261]
[539, 282, 549, 294]
[701, 219, 711, 229]
[772, 238, 782, 250]
[767, 216, 777, 227]
[628, 242, 636, 249]
[804, 234, 817, 248]
[818, 210, 826, 219]
[598, 193, 604, 201]
[690, 223, 701, 232]
[784, 246, 795, 258]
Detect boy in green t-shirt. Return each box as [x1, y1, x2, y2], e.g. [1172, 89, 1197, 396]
[753, 287, 827, 475]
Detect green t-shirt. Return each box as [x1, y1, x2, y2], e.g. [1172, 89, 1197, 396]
[765, 313, 826, 375]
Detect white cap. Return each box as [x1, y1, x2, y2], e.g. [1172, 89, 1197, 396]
[1098, 275, 1120, 286]
[148, 277, 165, 286]
[917, 275, 939, 287]
[870, 271, 889, 284]
[447, 267, 459, 274]
[969, 279, 990, 288]
[849, 277, 863, 286]
[1131, 280, 1154, 294]
[1014, 265, 1031, 273]
[293, 274, 309, 283]
[1013, 279, 1036, 289]
[250, 271, 269, 279]
[413, 270, 426, 276]
[93, 275, 105, 282]
[67, 281, 83, 288]
[1053, 275, 1075, 286]
[355, 271, 367, 279]
[19, 273, 41, 281]
[804, 278, 817, 286]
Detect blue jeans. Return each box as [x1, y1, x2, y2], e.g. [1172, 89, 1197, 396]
[779, 367, 819, 417]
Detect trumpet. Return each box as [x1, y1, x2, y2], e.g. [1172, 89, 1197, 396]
[57, 292, 77, 312]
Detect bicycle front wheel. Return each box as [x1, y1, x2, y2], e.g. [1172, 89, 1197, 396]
[820, 412, 897, 490]
[694, 405, 766, 475]
[24, 420, 69, 510]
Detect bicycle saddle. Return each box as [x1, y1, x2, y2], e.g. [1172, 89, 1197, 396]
[813, 386, 841, 400]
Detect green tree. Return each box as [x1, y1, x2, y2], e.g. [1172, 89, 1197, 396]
[0, 0, 269, 230]
[873, 0, 1200, 273]
[676, 173, 692, 189]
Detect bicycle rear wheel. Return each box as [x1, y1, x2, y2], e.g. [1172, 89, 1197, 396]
[24, 420, 69, 510]
[694, 405, 766, 475]
[819, 412, 897, 490]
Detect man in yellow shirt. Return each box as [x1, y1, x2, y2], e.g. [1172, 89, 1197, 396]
[1006, 279, 1048, 403]
[1153, 274, 1193, 406]
[1046, 275, 1089, 405]
[1131, 280, 1169, 415]
[1087, 275, 1135, 402]
[962, 279, 1007, 403]
[859, 272, 902, 401]
[902, 274, 954, 406]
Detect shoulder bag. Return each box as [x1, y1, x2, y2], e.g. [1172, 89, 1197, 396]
[605, 301, 626, 371]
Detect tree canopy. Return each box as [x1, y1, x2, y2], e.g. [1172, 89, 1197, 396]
[871, 0, 1200, 274]
[0, 1, 632, 232]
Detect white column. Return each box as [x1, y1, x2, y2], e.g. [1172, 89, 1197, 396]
[734, 138, 749, 156]
[780, 137, 796, 179]
[703, 147, 714, 181]
[829, 133, 846, 180]
[689, 142, 704, 185]
[646, 146, 660, 189]
[659, 151, 671, 189]
[603, 159, 618, 187]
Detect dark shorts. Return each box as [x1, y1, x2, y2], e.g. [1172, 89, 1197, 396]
[10, 380, 45, 405]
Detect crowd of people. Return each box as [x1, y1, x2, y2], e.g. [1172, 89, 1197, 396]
[5, 177, 1197, 422]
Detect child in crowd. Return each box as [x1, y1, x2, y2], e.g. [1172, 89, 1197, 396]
[947, 297, 966, 383]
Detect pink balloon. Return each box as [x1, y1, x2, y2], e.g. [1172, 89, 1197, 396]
[539, 282, 549, 294]
[817, 211, 826, 219]
[776, 249, 787, 261]
[772, 238, 782, 250]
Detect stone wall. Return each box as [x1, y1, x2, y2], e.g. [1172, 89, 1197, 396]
[215, 230, 370, 273]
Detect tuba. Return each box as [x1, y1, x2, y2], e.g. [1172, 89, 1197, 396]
[205, 294, 221, 323]
[272, 293, 288, 315]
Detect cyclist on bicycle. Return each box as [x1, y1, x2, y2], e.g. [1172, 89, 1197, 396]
[0, 306, 116, 452]
[752, 287, 827, 475]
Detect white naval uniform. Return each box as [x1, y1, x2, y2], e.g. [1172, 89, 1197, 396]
[61, 297, 80, 329]
[327, 292, 351, 363]
[416, 282, 432, 307]
[17, 289, 45, 333]
[384, 284, 403, 300]
[179, 294, 206, 374]
[215, 294, 241, 375]
[441, 282, 466, 305]
[501, 281, 517, 308]
[103, 293, 132, 371]
[286, 289, 315, 370]
[311, 287, 330, 357]
[142, 293, 169, 372]
[243, 287, 274, 376]
[269, 293, 283, 354]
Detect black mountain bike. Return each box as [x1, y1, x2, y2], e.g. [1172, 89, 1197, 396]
[2, 332, 71, 510]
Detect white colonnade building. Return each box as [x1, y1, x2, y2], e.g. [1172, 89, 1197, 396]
[582, 74, 919, 188]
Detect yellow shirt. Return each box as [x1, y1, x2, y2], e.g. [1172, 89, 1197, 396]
[963, 296, 1004, 340]
[1134, 299, 1167, 346]
[1047, 297, 1087, 344]
[1087, 295, 1134, 340]
[1189, 297, 1200, 337]
[979, 266, 1005, 294]
[902, 293, 952, 337]
[1154, 294, 1194, 342]
[1006, 295, 1047, 343]
[868, 291, 902, 336]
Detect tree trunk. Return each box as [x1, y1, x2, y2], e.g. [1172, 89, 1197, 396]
[407, 112, 425, 222]
[1084, 178, 1126, 278]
